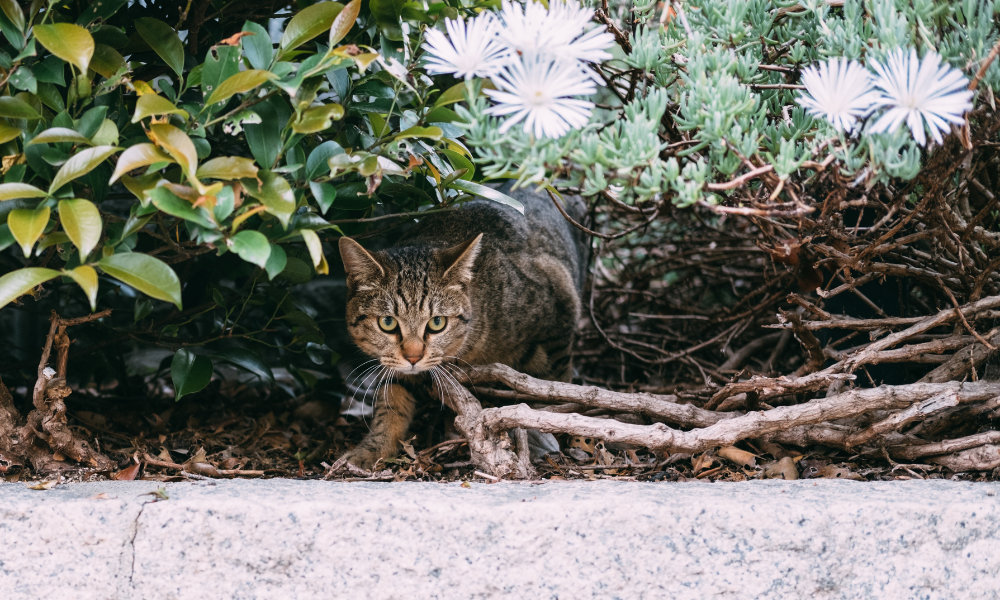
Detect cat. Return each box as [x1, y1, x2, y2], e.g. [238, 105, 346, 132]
[336, 182, 589, 470]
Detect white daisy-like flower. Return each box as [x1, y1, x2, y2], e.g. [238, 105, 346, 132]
[797, 57, 879, 133]
[484, 55, 597, 139]
[422, 14, 511, 80]
[497, 0, 614, 64]
[868, 49, 974, 146]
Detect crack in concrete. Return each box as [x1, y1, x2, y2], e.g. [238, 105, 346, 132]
[126, 498, 156, 594]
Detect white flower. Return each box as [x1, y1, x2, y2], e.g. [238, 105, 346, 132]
[422, 14, 511, 80]
[797, 58, 878, 133]
[484, 55, 596, 139]
[497, 0, 614, 64]
[868, 49, 974, 146]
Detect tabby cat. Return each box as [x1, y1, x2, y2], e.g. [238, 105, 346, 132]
[337, 183, 589, 469]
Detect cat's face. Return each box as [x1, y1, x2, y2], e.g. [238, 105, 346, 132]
[339, 235, 481, 374]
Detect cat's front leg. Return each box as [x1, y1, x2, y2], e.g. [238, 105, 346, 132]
[341, 383, 417, 470]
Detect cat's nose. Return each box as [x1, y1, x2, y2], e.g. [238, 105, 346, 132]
[405, 355, 421, 365]
[402, 340, 424, 365]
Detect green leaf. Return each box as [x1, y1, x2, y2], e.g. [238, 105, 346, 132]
[291, 103, 344, 134]
[241, 21, 273, 71]
[132, 94, 188, 123]
[439, 149, 474, 180]
[58, 198, 102, 258]
[264, 243, 287, 280]
[394, 126, 443, 141]
[242, 171, 295, 227]
[206, 69, 275, 106]
[149, 186, 216, 229]
[306, 141, 344, 180]
[33, 24, 95, 73]
[0, 96, 40, 119]
[309, 181, 337, 213]
[64, 265, 98, 311]
[0, 182, 46, 200]
[99, 252, 183, 309]
[49, 145, 119, 193]
[280, 1, 344, 53]
[77, 0, 128, 27]
[0, 267, 60, 309]
[8, 206, 50, 256]
[91, 119, 119, 146]
[329, 0, 360, 47]
[196, 156, 259, 181]
[134, 296, 152, 321]
[229, 230, 271, 268]
[29, 127, 94, 146]
[0, 0, 24, 33]
[170, 349, 213, 401]
[135, 18, 185, 77]
[243, 96, 288, 170]
[433, 81, 471, 108]
[0, 120, 20, 144]
[149, 123, 198, 184]
[200, 44, 240, 111]
[213, 347, 273, 384]
[369, 0, 406, 41]
[447, 179, 525, 213]
[90, 44, 127, 79]
[109, 143, 173, 183]
[299, 229, 328, 274]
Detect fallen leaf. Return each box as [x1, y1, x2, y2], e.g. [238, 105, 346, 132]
[217, 31, 254, 46]
[717, 446, 758, 468]
[816, 465, 865, 481]
[763, 457, 799, 480]
[568, 435, 597, 454]
[691, 451, 716, 474]
[114, 462, 141, 481]
[28, 480, 58, 490]
[461, 480, 471, 488]
[91, 493, 112, 500]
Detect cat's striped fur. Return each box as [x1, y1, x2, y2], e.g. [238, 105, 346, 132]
[337, 183, 589, 470]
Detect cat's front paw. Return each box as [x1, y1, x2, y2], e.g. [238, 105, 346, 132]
[341, 447, 383, 471]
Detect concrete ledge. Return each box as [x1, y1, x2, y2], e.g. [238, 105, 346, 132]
[1, 480, 999, 599]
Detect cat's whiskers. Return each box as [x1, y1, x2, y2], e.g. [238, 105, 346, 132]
[344, 359, 380, 389]
[347, 364, 382, 401]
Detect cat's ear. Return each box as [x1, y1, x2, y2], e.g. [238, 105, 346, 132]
[339, 237, 385, 280]
[441, 234, 483, 283]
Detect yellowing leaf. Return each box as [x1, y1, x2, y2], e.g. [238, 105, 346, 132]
[91, 44, 127, 79]
[0, 183, 46, 200]
[300, 229, 328, 274]
[29, 127, 94, 146]
[0, 267, 61, 309]
[280, 2, 344, 52]
[50, 146, 120, 194]
[329, 0, 360, 47]
[91, 119, 119, 146]
[58, 199, 102, 258]
[196, 156, 259, 181]
[148, 123, 198, 184]
[8, 206, 50, 257]
[394, 126, 443, 141]
[110, 143, 174, 183]
[65, 265, 99, 311]
[292, 104, 345, 134]
[242, 171, 295, 227]
[0, 120, 20, 145]
[121, 173, 166, 205]
[0, 96, 41, 119]
[132, 94, 188, 123]
[99, 253, 183, 309]
[205, 70, 275, 106]
[34, 24, 95, 73]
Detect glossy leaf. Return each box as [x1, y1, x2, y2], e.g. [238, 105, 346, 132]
[99, 252, 183, 308]
[196, 156, 259, 181]
[0, 120, 20, 144]
[34, 24, 95, 73]
[132, 94, 188, 123]
[206, 70, 275, 106]
[149, 123, 198, 183]
[109, 143, 173, 183]
[213, 347, 274, 383]
[447, 179, 524, 213]
[8, 206, 50, 256]
[292, 103, 345, 134]
[58, 199, 102, 258]
[229, 230, 271, 268]
[300, 229, 329, 274]
[329, 0, 360, 47]
[0, 267, 60, 309]
[309, 181, 337, 213]
[241, 21, 273, 71]
[0, 183, 46, 200]
[280, 1, 344, 52]
[242, 170, 295, 227]
[29, 127, 93, 146]
[90, 44, 127, 79]
[394, 126, 442, 141]
[369, 0, 406, 41]
[49, 145, 119, 193]
[0, 0, 23, 33]
[0, 96, 41, 119]
[306, 140, 344, 180]
[170, 349, 213, 401]
[149, 187, 216, 229]
[65, 265, 99, 311]
[135, 18, 185, 77]
[264, 244, 287, 280]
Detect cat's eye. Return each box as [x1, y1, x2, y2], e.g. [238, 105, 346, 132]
[427, 316, 447, 332]
[377, 316, 397, 332]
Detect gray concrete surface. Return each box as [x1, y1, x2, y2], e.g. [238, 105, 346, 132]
[1, 479, 999, 599]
